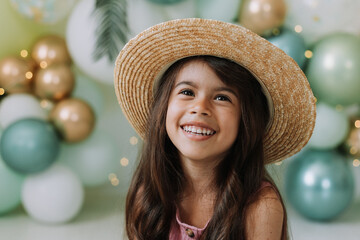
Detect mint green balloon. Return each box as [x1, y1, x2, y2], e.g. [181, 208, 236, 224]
[306, 33, 360, 106]
[0, 161, 24, 215]
[308, 102, 349, 149]
[0, 135, 24, 215]
[196, 0, 242, 22]
[285, 149, 354, 221]
[267, 28, 307, 69]
[0, 118, 60, 174]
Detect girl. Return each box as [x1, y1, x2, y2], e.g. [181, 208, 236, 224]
[114, 19, 316, 240]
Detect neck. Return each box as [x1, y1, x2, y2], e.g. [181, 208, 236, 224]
[180, 155, 220, 197]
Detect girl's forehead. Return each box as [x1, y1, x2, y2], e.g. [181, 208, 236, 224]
[174, 60, 232, 88]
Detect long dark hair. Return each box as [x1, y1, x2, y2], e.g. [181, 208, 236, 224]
[125, 56, 288, 239]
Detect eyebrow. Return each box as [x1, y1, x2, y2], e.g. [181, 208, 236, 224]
[175, 81, 239, 97]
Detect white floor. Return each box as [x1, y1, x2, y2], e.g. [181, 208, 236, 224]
[1, 184, 360, 240]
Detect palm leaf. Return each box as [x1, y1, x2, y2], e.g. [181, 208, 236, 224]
[93, 0, 129, 62]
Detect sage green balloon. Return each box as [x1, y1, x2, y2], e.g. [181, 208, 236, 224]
[0, 129, 24, 215]
[0, 118, 60, 174]
[306, 33, 360, 106]
[285, 149, 354, 221]
[307, 102, 349, 149]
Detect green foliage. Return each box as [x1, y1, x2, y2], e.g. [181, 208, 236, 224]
[93, 0, 129, 62]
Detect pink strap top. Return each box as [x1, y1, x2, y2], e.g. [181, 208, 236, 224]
[169, 181, 274, 240]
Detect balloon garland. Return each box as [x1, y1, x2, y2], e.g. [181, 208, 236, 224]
[0, 35, 95, 222]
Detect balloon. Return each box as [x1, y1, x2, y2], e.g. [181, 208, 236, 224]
[285, 0, 360, 45]
[34, 63, 74, 101]
[50, 98, 95, 142]
[72, 69, 104, 116]
[238, 0, 287, 35]
[66, 0, 118, 85]
[306, 33, 360, 106]
[267, 28, 307, 69]
[58, 128, 119, 187]
[128, 0, 196, 36]
[0, 93, 47, 129]
[0, 153, 24, 215]
[286, 149, 354, 221]
[22, 164, 84, 223]
[0, 56, 35, 94]
[9, 0, 76, 25]
[31, 35, 71, 67]
[308, 103, 349, 149]
[196, 0, 242, 22]
[0, 118, 60, 174]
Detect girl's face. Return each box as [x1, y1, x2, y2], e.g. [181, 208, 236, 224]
[166, 60, 241, 164]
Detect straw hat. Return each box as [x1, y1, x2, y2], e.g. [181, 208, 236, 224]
[114, 18, 316, 164]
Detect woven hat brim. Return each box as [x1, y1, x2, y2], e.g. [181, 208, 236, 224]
[114, 18, 316, 164]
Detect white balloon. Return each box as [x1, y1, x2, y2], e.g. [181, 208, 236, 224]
[285, 0, 360, 44]
[308, 103, 350, 149]
[128, 0, 196, 36]
[58, 128, 119, 187]
[22, 164, 84, 224]
[195, 0, 241, 22]
[66, 0, 119, 85]
[0, 94, 47, 129]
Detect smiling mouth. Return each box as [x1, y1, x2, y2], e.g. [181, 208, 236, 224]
[181, 125, 216, 136]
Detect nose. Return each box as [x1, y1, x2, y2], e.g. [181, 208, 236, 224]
[190, 97, 212, 116]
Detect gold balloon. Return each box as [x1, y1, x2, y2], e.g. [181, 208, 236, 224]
[31, 35, 71, 67]
[50, 98, 95, 143]
[343, 119, 360, 157]
[34, 64, 75, 101]
[0, 56, 35, 94]
[238, 0, 287, 35]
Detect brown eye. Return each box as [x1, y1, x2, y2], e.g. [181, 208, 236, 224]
[215, 95, 231, 102]
[180, 89, 194, 96]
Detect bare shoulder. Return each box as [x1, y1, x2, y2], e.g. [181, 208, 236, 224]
[245, 186, 284, 240]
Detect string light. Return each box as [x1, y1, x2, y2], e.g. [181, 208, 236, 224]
[111, 177, 119, 186]
[20, 50, 28, 58]
[0, 88, 5, 95]
[109, 173, 119, 186]
[350, 147, 358, 155]
[120, 157, 129, 166]
[40, 61, 48, 69]
[353, 159, 360, 167]
[130, 136, 138, 145]
[294, 25, 303, 33]
[335, 105, 343, 111]
[25, 71, 33, 79]
[272, 28, 280, 36]
[305, 50, 313, 59]
[108, 173, 117, 181]
[313, 16, 320, 22]
[40, 100, 54, 112]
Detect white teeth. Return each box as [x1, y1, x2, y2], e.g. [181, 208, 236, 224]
[182, 126, 215, 136]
